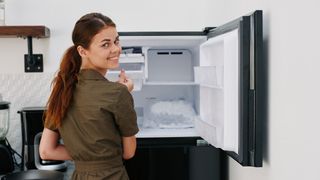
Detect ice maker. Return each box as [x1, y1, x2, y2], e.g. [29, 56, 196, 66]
[105, 46, 145, 91]
[18, 107, 67, 170]
[117, 10, 263, 167]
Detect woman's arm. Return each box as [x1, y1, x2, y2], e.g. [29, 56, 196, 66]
[122, 136, 137, 160]
[39, 128, 72, 160]
[118, 69, 137, 159]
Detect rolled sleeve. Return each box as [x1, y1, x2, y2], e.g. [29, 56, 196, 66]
[114, 87, 139, 137]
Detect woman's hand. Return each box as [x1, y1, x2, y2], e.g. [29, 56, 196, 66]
[117, 69, 134, 92]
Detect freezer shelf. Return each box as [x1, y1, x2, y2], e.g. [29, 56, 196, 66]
[196, 84, 239, 153]
[107, 70, 144, 80]
[195, 118, 219, 147]
[136, 127, 198, 138]
[119, 53, 144, 63]
[143, 81, 197, 86]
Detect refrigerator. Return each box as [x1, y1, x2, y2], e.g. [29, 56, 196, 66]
[107, 10, 263, 179]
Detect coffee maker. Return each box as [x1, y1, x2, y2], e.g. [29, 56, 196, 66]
[18, 107, 67, 171]
[0, 100, 14, 174]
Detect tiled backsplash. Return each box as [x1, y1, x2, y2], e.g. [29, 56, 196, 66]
[0, 73, 54, 156]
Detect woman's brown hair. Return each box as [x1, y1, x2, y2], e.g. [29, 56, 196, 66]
[45, 13, 116, 128]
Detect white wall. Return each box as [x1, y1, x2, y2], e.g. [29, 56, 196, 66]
[1, 0, 211, 73]
[204, 0, 320, 180]
[1, 0, 320, 180]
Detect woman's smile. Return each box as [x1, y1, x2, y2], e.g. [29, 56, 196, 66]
[107, 57, 119, 65]
[108, 57, 119, 61]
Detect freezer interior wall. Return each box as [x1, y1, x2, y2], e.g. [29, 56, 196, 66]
[119, 36, 207, 137]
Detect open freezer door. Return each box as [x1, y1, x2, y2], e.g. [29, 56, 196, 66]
[194, 10, 263, 167]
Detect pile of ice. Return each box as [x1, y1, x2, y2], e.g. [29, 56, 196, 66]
[144, 100, 196, 129]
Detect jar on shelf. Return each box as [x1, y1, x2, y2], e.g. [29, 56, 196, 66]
[0, 0, 5, 25]
[0, 100, 10, 140]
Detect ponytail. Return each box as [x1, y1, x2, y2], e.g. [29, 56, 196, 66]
[45, 46, 81, 128]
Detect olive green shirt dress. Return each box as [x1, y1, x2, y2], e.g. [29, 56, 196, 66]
[45, 69, 139, 180]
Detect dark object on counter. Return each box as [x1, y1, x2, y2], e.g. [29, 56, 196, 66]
[0, 101, 14, 174]
[0, 140, 14, 174]
[18, 107, 45, 169]
[1, 170, 64, 180]
[18, 107, 67, 171]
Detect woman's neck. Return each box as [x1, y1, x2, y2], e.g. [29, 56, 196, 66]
[81, 59, 107, 76]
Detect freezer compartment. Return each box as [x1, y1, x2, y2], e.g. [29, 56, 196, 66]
[120, 10, 263, 167]
[120, 35, 238, 153]
[133, 85, 199, 138]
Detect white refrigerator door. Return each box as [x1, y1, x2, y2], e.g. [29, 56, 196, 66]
[195, 29, 239, 153]
[195, 10, 263, 167]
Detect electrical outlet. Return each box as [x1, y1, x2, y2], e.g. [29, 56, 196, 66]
[24, 54, 43, 72]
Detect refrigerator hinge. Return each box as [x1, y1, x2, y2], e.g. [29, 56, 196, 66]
[196, 139, 209, 146]
[202, 27, 215, 34]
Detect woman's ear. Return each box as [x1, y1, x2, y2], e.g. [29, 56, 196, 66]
[77, 45, 87, 58]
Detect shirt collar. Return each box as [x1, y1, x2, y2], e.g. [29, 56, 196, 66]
[78, 69, 107, 81]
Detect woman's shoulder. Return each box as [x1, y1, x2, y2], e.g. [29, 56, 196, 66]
[99, 82, 133, 110]
[99, 81, 131, 100]
[104, 81, 128, 93]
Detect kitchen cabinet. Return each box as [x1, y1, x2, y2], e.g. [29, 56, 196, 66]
[124, 138, 225, 180]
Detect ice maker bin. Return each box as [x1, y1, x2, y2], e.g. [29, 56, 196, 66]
[105, 51, 145, 91]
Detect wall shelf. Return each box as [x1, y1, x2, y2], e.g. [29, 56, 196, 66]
[0, 26, 50, 38]
[0, 26, 50, 72]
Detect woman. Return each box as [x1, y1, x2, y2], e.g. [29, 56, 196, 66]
[39, 12, 139, 180]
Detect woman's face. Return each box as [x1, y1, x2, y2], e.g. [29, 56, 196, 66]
[82, 26, 121, 75]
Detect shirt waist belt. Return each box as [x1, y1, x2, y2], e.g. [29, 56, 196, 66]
[75, 159, 123, 172]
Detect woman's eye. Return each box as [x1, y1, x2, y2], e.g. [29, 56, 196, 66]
[115, 40, 120, 45]
[101, 42, 110, 48]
